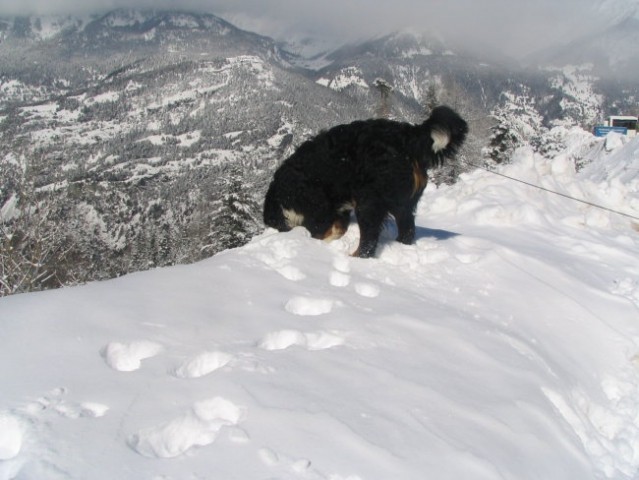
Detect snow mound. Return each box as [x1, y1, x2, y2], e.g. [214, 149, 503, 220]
[259, 329, 346, 351]
[430, 134, 639, 233]
[0, 415, 22, 461]
[128, 397, 244, 458]
[284, 296, 336, 316]
[101, 340, 164, 372]
[174, 351, 234, 378]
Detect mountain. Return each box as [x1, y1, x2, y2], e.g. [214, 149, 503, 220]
[592, 0, 639, 24]
[0, 9, 289, 102]
[530, 12, 639, 77]
[314, 30, 519, 117]
[526, 0, 639, 105]
[1, 8, 637, 294]
[0, 9, 378, 293]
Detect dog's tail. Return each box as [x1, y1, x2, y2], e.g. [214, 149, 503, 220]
[424, 105, 468, 166]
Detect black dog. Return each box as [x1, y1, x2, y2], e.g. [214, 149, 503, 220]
[263, 106, 468, 257]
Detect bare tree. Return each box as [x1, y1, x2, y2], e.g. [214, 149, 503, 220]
[1, 195, 72, 296]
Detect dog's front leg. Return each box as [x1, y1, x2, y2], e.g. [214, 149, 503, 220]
[353, 201, 386, 258]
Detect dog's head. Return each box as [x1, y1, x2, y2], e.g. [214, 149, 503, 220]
[423, 106, 468, 166]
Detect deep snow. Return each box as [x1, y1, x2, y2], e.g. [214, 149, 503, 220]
[1, 130, 639, 480]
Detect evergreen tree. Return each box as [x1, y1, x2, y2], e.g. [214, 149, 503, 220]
[423, 82, 439, 117]
[373, 78, 393, 119]
[207, 163, 260, 253]
[432, 79, 490, 184]
[484, 105, 523, 164]
[484, 91, 545, 164]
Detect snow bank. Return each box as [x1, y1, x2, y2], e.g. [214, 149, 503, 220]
[431, 131, 638, 233]
[0, 130, 638, 480]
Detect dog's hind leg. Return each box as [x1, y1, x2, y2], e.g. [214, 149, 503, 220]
[391, 203, 417, 245]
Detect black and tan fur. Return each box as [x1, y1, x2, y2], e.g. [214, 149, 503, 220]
[263, 106, 468, 258]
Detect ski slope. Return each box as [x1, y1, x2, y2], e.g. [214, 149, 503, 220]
[1, 130, 639, 480]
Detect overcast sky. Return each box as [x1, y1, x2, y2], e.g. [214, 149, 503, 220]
[0, 0, 626, 57]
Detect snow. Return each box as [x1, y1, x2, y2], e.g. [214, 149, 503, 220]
[223, 130, 244, 140]
[163, 14, 200, 29]
[139, 131, 201, 147]
[318, 67, 369, 91]
[102, 341, 164, 372]
[173, 351, 234, 379]
[1, 131, 639, 480]
[86, 91, 120, 104]
[0, 415, 22, 461]
[103, 10, 147, 28]
[227, 56, 276, 86]
[147, 90, 198, 111]
[547, 65, 603, 126]
[267, 121, 294, 148]
[0, 194, 19, 222]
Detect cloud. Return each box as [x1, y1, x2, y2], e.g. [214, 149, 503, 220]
[214, 0, 602, 57]
[0, 0, 604, 57]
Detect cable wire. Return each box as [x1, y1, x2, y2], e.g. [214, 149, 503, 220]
[465, 161, 639, 222]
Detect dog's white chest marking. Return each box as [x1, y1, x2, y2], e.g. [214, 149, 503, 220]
[338, 201, 355, 213]
[282, 208, 305, 229]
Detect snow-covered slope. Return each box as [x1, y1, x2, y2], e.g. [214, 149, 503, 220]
[1, 132, 639, 479]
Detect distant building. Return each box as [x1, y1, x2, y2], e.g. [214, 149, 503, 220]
[594, 115, 638, 137]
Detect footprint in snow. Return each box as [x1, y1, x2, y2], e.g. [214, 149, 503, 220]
[259, 330, 346, 351]
[333, 256, 351, 273]
[250, 236, 307, 281]
[275, 264, 306, 281]
[21, 386, 67, 415]
[258, 447, 281, 466]
[22, 387, 109, 419]
[54, 402, 110, 419]
[354, 282, 380, 298]
[101, 340, 163, 372]
[612, 277, 639, 306]
[128, 396, 244, 458]
[284, 296, 335, 316]
[252, 236, 301, 266]
[258, 447, 320, 477]
[258, 447, 312, 471]
[330, 270, 351, 287]
[455, 253, 481, 264]
[173, 351, 234, 379]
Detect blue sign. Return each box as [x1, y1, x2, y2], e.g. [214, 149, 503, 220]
[594, 126, 628, 137]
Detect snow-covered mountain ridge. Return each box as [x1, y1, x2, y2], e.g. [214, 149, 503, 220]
[0, 129, 638, 479]
[0, 9, 249, 42]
